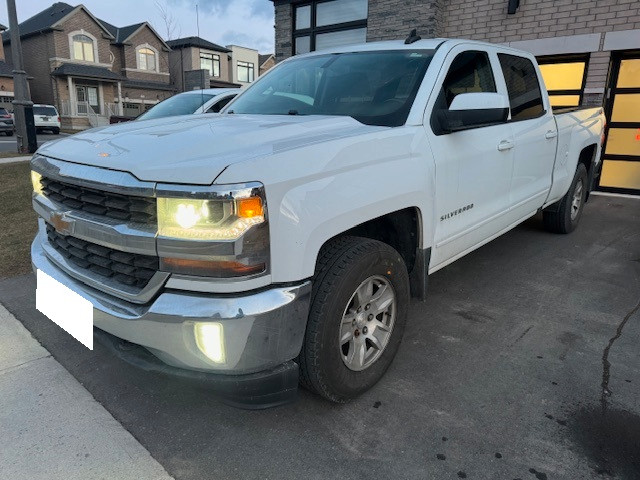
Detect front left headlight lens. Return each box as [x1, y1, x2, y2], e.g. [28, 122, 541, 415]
[156, 182, 270, 279]
[157, 195, 264, 240]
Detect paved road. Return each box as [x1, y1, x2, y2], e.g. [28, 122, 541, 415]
[1, 194, 639, 480]
[0, 132, 69, 152]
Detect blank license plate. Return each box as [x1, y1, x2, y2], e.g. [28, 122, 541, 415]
[36, 269, 94, 349]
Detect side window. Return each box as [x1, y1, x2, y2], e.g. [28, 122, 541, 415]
[207, 96, 234, 113]
[439, 51, 497, 108]
[498, 54, 545, 121]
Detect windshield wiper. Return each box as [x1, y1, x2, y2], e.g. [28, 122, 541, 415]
[288, 109, 299, 115]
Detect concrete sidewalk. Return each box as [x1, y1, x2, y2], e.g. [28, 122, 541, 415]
[0, 303, 173, 480]
[0, 155, 31, 165]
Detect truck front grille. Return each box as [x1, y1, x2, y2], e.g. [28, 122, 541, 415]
[46, 224, 159, 289]
[40, 176, 157, 225]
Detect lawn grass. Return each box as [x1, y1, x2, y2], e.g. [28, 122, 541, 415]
[0, 161, 37, 278]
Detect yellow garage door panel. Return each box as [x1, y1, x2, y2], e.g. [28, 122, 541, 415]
[549, 95, 581, 107]
[600, 160, 640, 190]
[605, 128, 640, 156]
[617, 59, 640, 88]
[611, 94, 640, 123]
[539, 62, 585, 91]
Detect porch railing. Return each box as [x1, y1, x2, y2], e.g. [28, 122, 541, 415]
[58, 100, 111, 127]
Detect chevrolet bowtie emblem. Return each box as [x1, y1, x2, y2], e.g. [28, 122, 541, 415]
[50, 212, 75, 236]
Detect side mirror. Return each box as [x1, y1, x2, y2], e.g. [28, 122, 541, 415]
[436, 92, 509, 134]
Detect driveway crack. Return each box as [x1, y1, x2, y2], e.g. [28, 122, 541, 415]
[601, 296, 640, 412]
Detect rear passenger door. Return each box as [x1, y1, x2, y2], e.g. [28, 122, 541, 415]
[426, 47, 515, 270]
[497, 53, 557, 217]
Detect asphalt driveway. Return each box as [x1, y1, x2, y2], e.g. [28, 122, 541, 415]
[1, 194, 639, 480]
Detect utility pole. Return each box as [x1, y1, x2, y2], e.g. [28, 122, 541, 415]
[7, 0, 37, 153]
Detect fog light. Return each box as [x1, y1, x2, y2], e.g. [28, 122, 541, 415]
[194, 322, 225, 363]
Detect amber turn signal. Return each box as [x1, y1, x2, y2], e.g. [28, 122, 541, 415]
[237, 197, 264, 218]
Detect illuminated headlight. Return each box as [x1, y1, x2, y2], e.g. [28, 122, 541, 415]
[157, 182, 270, 278]
[194, 322, 225, 363]
[158, 192, 264, 240]
[31, 170, 43, 195]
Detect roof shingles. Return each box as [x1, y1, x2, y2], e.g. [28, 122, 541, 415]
[166, 36, 231, 53]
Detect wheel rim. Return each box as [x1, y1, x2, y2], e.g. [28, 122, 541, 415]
[339, 275, 396, 372]
[571, 178, 584, 221]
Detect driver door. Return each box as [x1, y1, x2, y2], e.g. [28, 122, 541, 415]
[426, 47, 515, 270]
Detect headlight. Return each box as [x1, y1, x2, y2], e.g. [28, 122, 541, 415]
[158, 195, 264, 240]
[156, 182, 270, 279]
[31, 170, 43, 195]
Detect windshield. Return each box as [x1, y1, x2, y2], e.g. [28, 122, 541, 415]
[34, 106, 57, 116]
[137, 93, 215, 120]
[227, 50, 434, 127]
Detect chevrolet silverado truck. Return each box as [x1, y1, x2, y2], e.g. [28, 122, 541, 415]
[30, 38, 605, 408]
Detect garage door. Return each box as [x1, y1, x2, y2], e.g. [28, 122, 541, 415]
[599, 55, 640, 194]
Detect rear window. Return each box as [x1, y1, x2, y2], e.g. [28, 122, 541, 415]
[0, 108, 8, 115]
[34, 106, 58, 116]
[498, 54, 545, 121]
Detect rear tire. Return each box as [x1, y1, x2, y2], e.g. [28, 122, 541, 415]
[52, 128, 60, 135]
[299, 236, 410, 403]
[543, 163, 588, 234]
[6, 131, 13, 136]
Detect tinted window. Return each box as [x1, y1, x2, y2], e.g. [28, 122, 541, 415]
[33, 106, 58, 116]
[439, 51, 496, 108]
[137, 93, 215, 121]
[0, 108, 8, 115]
[498, 54, 544, 120]
[228, 50, 434, 127]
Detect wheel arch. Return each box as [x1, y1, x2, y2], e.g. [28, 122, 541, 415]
[315, 207, 430, 300]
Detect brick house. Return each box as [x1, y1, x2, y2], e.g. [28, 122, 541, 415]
[166, 36, 240, 91]
[0, 23, 16, 111]
[271, 0, 640, 193]
[259, 53, 276, 76]
[3, 2, 174, 129]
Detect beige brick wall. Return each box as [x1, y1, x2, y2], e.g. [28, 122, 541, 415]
[442, 0, 640, 43]
[53, 8, 112, 64]
[122, 25, 170, 81]
[6, 35, 56, 105]
[0, 77, 14, 93]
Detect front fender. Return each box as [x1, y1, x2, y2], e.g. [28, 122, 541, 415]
[216, 127, 435, 283]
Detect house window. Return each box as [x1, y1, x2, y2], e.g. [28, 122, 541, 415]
[293, 0, 368, 55]
[138, 47, 156, 71]
[237, 61, 254, 83]
[72, 34, 95, 62]
[537, 55, 589, 108]
[200, 52, 220, 77]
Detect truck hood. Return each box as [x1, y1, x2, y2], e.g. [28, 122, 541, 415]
[37, 114, 386, 185]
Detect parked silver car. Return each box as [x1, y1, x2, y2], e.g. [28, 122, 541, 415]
[136, 88, 240, 121]
[0, 107, 14, 136]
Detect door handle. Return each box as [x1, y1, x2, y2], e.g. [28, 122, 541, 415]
[497, 140, 514, 151]
[545, 130, 558, 139]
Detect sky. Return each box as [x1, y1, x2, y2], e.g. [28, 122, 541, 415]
[0, 0, 275, 53]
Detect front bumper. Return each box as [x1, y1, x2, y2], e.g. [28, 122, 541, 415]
[32, 233, 312, 408]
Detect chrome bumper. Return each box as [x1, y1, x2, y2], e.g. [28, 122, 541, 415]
[32, 232, 312, 375]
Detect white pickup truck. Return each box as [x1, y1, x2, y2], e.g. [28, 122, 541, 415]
[31, 38, 605, 408]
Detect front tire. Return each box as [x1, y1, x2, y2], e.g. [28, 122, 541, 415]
[543, 163, 588, 234]
[299, 236, 410, 403]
